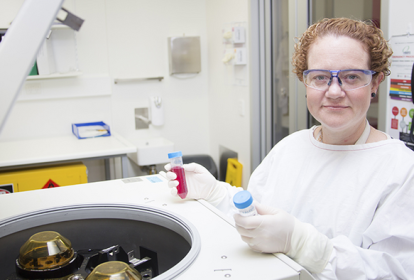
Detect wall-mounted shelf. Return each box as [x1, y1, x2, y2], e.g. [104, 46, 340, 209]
[114, 76, 164, 84]
[0, 23, 68, 30]
[27, 71, 82, 80]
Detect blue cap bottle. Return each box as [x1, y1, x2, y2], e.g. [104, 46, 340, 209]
[233, 190, 258, 216]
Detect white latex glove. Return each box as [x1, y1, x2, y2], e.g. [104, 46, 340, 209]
[234, 202, 333, 273]
[234, 202, 294, 253]
[159, 163, 227, 206]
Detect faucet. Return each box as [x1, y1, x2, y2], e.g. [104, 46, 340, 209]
[135, 114, 151, 125]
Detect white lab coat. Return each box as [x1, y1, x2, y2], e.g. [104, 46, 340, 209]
[219, 128, 414, 279]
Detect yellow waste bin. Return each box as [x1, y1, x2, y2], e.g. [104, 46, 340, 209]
[0, 162, 88, 194]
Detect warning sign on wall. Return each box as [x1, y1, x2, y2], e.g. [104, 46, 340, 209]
[42, 179, 60, 189]
[387, 34, 414, 139]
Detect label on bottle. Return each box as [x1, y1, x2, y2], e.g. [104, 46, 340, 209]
[239, 205, 258, 217]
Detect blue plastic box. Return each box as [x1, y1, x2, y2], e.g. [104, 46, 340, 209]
[72, 121, 111, 139]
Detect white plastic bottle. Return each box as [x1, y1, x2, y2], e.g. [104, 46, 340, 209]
[233, 190, 258, 216]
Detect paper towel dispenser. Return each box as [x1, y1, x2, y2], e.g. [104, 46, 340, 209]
[168, 36, 201, 75]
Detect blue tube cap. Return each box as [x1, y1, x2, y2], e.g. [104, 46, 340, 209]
[233, 190, 253, 209]
[168, 151, 182, 159]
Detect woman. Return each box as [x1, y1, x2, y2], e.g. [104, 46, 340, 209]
[162, 18, 414, 279]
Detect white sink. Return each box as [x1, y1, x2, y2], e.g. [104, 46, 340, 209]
[128, 137, 175, 166]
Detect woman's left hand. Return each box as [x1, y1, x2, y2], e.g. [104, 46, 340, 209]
[233, 203, 294, 253]
[234, 202, 333, 274]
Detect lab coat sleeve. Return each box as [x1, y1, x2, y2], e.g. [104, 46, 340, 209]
[213, 143, 279, 216]
[214, 182, 243, 218]
[244, 144, 276, 204]
[314, 161, 414, 280]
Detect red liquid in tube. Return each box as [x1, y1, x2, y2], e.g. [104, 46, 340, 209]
[171, 166, 188, 199]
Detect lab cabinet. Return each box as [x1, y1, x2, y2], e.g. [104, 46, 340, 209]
[0, 162, 87, 194]
[26, 23, 82, 81]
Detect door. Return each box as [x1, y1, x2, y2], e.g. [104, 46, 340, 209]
[250, 0, 308, 170]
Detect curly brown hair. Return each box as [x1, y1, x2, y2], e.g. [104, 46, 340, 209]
[292, 18, 393, 82]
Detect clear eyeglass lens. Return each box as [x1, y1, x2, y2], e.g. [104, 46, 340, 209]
[304, 70, 373, 90]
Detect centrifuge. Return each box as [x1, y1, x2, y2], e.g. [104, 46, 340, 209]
[0, 175, 314, 279]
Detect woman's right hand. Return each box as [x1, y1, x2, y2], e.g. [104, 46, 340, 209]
[160, 162, 225, 203]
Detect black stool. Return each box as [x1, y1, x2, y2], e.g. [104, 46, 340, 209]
[182, 154, 218, 179]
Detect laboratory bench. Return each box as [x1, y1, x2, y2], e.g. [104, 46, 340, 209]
[0, 132, 136, 179]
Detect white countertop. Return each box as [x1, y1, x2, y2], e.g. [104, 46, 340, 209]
[0, 132, 136, 168]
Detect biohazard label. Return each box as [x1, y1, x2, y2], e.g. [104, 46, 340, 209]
[0, 184, 13, 194]
[42, 179, 60, 189]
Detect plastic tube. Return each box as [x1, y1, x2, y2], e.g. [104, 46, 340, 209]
[168, 151, 188, 199]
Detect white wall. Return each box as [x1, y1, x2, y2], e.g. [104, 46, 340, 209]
[1, 0, 212, 181]
[388, 0, 414, 36]
[206, 0, 251, 188]
[1, 0, 252, 187]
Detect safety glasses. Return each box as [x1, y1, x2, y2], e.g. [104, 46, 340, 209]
[303, 69, 376, 91]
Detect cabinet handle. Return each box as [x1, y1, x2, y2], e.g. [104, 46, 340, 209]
[114, 76, 164, 84]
